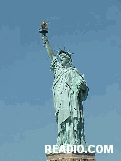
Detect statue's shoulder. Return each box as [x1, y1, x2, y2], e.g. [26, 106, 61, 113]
[70, 66, 81, 75]
[69, 67, 86, 82]
[50, 56, 61, 71]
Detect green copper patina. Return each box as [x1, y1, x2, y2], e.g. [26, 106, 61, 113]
[41, 32, 89, 152]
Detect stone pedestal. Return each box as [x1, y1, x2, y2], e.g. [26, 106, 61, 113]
[46, 152, 95, 161]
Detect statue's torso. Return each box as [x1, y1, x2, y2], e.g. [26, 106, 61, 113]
[51, 59, 80, 124]
[50, 57, 88, 126]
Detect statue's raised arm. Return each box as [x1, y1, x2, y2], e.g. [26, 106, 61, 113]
[41, 34, 56, 62]
[39, 21, 56, 62]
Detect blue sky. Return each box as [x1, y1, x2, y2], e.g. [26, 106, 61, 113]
[0, 0, 121, 160]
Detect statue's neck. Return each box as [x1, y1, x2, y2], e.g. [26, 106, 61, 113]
[62, 63, 72, 68]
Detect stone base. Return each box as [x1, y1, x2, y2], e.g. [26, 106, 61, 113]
[46, 152, 95, 161]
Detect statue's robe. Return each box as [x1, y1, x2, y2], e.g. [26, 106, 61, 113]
[50, 57, 89, 145]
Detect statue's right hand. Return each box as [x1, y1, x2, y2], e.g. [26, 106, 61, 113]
[42, 34, 48, 44]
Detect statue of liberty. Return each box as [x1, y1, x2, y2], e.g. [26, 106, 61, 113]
[40, 22, 89, 150]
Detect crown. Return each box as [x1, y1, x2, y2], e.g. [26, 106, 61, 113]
[57, 47, 74, 58]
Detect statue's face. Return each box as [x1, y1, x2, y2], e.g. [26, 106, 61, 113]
[59, 53, 70, 66]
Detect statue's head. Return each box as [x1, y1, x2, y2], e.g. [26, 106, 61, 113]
[57, 48, 73, 67]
